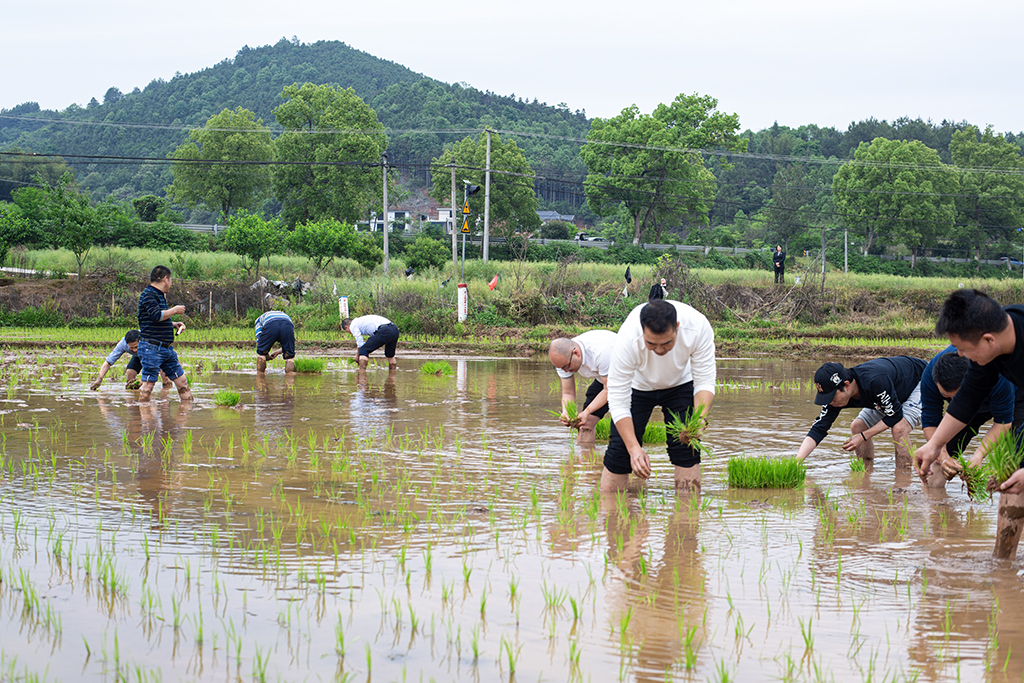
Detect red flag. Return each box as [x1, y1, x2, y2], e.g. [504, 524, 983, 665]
[488, 274, 499, 290]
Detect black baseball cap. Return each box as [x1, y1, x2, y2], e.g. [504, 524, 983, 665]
[813, 362, 851, 405]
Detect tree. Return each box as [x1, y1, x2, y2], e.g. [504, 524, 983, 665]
[764, 164, 817, 252]
[949, 125, 1024, 263]
[580, 93, 746, 244]
[39, 173, 102, 280]
[429, 131, 541, 234]
[167, 107, 274, 220]
[404, 235, 451, 271]
[132, 195, 168, 223]
[0, 202, 26, 267]
[540, 220, 572, 240]
[222, 211, 283, 278]
[832, 138, 957, 266]
[273, 83, 388, 227]
[289, 218, 358, 276]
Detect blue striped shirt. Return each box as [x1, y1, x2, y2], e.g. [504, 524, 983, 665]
[255, 311, 292, 339]
[138, 285, 173, 344]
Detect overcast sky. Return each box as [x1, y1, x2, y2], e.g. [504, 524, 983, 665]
[2, 0, 1021, 134]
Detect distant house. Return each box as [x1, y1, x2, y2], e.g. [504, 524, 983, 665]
[537, 210, 576, 223]
[360, 207, 458, 233]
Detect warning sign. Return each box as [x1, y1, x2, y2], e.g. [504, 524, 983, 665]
[462, 199, 471, 215]
[460, 219, 471, 234]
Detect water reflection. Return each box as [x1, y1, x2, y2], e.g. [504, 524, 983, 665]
[348, 367, 397, 439]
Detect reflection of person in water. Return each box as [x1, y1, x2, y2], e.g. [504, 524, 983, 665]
[348, 367, 397, 439]
[254, 372, 296, 436]
[602, 496, 708, 677]
[125, 398, 192, 520]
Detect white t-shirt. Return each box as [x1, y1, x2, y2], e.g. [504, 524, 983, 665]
[607, 300, 716, 423]
[555, 329, 617, 381]
[349, 315, 392, 346]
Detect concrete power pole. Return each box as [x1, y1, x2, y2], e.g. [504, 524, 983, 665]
[382, 153, 389, 274]
[451, 162, 457, 270]
[483, 129, 492, 263]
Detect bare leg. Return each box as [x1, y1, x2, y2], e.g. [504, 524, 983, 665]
[674, 463, 701, 492]
[890, 419, 913, 470]
[995, 491, 1024, 559]
[851, 418, 875, 462]
[388, 356, 397, 370]
[600, 468, 630, 493]
[285, 358, 295, 374]
[139, 381, 156, 400]
[173, 374, 193, 402]
[577, 414, 599, 451]
[256, 355, 267, 373]
[160, 370, 173, 389]
[358, 355, 369, 370]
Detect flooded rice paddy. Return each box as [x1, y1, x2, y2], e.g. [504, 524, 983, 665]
[1, 348, 1023, 682]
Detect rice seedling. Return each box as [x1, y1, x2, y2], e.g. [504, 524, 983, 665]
[955, 452, 992, 503]
[293, 359, 325, 373]
[985, 429, 1023, 486]
[547, 399, 581, 428]
[592, 414, 666, 443]
[727, 455, 806, 489]
[665, 404, 710, 455]
[213, 390, 240, 407]
[419, 360, 453, 377]
[848, 458, 865, 472]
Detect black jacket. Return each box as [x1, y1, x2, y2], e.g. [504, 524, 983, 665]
[807, 356, 926, 444]
[773, 250, 785, 268]
[947, 305, 1024, 424]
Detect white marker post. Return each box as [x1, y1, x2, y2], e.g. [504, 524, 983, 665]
[457, 284, 468, 322]
[339, 296, 349, 319]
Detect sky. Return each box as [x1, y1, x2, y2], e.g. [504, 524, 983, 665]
[3, 0, 1022, 134]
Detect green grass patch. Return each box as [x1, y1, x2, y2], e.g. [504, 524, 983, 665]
[728, 455, 806, 489]
[213, 389, 240, 407]
[293, 359, 325, 373]
[420, 360, 454, 377]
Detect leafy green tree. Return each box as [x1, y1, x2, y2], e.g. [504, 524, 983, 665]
[580, 93, 746, 244]
[764, 164, 817, 252]
[833, 138, 957, 266]
[949, 125, 1024, 263]
[0, 148, 72, 203]
[429, 131, 541, 235]
[167, 107, 274, 220]
[39, 173, 102, 279]
[222, 210, 283, 278]
[273, 83, 388, 226]
[289, 218, 358, 276]
[404, 236, 451, 271]
[540, 220, 572, 240]
[0, 202, 26, 266]
[347, 235, 384, 271]
[132, 195, 168, 222]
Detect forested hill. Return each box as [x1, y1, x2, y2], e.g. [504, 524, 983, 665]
[0, 37, 591, 208]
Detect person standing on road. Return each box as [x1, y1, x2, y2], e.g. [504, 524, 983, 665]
[89, 329, 172, 390]
[255, 310, 296, 374]
[548, 330, 617, 450]
[342, 315, 400, 370]
[796, 357, 926, 470]
[137, 265, 193, 401]
[602, 299, 716, 493]
[773, 245, 786, 285]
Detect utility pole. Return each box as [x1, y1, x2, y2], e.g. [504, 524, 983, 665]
[844, 229, 848, 274]
[451, 162, 457, 270]
[483, 129, 492, 263]
[382, 153, 389, 274]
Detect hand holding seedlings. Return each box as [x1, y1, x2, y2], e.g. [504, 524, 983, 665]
[998, 468, 1024, 494]
[939, 451, 964, 480]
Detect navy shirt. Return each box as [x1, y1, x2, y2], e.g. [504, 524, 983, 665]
[138, 284, 174, 344]
[948, 305, 1024, 424]
[807, 356, 927, 444]
[921, 345, 1018, 428]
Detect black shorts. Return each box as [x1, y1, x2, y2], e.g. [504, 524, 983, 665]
[359, 323, 399, 358]
[604, 381, 698, 474]
[126, 354, 143, 374]
[257, 319, 296, 359]
[582, 378, 609, 419]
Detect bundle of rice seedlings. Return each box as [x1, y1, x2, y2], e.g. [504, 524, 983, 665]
[420, 360, 454, 377]
[985, 429, 1024, 488]
[955, 452, 992, 503]
[125, 379, 142, 391]
[848, 457, 865, 472]
[596, 414, 611, 440]
[214, 389, 241, 407]
[728, 455, 806, 489]
[665, 405, 710, 455]
[293, 359, 325, 373]
[547, 399, 581, 428]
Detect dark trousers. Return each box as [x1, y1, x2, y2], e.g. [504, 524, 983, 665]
[603, 382, 698, 474]
[359, 323, 400, 358]
[774, 265, 785, 284]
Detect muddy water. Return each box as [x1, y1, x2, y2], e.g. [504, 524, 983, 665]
[1, 352, 1022, 682]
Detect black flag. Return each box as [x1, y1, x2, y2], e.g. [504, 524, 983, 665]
[624, 266, 632, 284]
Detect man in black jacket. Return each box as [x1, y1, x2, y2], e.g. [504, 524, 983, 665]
[796, 356, 927, 469]
[773, 245, 785, 285]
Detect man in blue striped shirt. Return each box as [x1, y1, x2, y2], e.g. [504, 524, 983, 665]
[255, 310, 296, 373]
[137, 265, 193, 401]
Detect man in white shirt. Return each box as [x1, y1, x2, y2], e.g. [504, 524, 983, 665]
[603, 299, 717, 492]
[342, 315, 400, 369]
[548, 329, 617, 450]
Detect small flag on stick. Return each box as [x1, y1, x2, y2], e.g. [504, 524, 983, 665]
[488, 274, 499, 290]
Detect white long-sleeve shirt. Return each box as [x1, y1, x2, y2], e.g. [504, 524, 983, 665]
[607, 300, 717, 423]
[555, 329, 617, 381]
[348, 315, 392, 347]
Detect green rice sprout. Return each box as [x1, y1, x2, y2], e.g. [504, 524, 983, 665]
[984, 429, 1024, 487]
[849, 458, 866, 472]
[125, 379, 142, 390]
[213, 390, 240, 407]
[547, 399, 580, 428]
[420, 360, 453, 377]
[293, 359, 325, 373]
[665, 404, 710, 455]
[596, 414, 611, 440]
[728, 455, 806, 489]
[954, 451, 991, 503]
[592, 414, 665, 443]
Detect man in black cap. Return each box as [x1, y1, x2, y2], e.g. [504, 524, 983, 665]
[796, 356, 927, 469]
